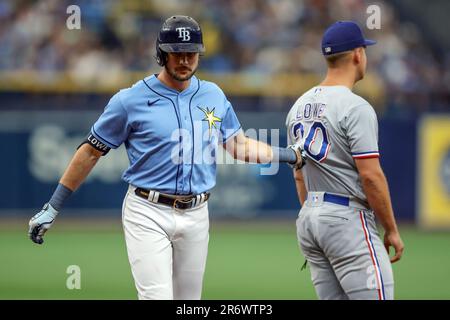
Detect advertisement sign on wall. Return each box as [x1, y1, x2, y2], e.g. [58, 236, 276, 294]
[419, 115, 450, 228]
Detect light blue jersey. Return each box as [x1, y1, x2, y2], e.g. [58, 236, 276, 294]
[90, 74, 242, 195]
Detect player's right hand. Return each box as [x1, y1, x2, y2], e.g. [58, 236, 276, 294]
[289, 144, 307, 170]
[384, 231, 404, 263]
[28, 203, 59, 245]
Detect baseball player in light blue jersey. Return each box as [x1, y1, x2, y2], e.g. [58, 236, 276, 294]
[28, 15, 305, 300]
[286, 21, 404, 300]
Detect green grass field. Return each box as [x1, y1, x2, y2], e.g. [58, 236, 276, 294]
[1, 219, 449, 299]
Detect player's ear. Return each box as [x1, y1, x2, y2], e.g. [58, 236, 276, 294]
[353, 48, 362, 65]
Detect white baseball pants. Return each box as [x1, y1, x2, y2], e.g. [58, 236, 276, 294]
[122, 186, 210, 300]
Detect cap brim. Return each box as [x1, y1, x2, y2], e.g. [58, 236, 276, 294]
[159, 43, 205, 53]
[364, 39, 377, 46]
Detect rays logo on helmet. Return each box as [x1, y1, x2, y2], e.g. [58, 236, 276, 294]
[176, 27, 191, 41]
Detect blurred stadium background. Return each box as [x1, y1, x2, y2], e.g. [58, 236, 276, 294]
[1, 0, 449, 299]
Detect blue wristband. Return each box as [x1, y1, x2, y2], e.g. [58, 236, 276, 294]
[272, 147, 297, 164]
[48, 183, 73, 211]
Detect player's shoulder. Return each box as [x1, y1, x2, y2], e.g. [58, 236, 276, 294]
[323, 87, 375, 116]
[345, 91, 376, 115]
[197, 78, 226, 97]
[115, 77, 145, 96]
[346, 90, 371, 107]
[110, 75, 156, 107]
[285, 87, 318, 125]
[292, 86, 325, 108]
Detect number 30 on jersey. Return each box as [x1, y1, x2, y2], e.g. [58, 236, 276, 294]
[291, 121, 331, 162]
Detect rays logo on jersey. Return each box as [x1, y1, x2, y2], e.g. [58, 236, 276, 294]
[198, 106, 221, 139]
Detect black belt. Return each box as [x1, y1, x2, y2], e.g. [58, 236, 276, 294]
[134, 188, 210, 210]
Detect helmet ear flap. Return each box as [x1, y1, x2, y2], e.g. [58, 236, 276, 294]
[155, 40, 168, 66]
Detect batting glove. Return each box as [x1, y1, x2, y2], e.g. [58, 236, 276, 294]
[288, 144, 307, 170]
[28, 203, 59, 245]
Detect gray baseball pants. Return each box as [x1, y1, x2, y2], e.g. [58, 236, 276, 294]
[296, 192, 394, 300]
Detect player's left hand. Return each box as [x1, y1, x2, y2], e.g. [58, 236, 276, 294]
[289, 144, 307, 170]
[28, 203, 59, 245]
[384, 231, 404, 263]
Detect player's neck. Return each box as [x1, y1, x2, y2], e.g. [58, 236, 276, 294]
[157, 69, 190, 92]
[320, 68, 357, 90]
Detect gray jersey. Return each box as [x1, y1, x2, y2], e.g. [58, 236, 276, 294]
[286, 86, 379, 207]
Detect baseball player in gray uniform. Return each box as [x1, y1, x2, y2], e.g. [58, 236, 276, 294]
[28, 15, 304, 300]
[286, 21, 404, 300]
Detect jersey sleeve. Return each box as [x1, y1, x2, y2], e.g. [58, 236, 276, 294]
[90, 92, 130, 149]
[220, 99, 242, 143]
[343, 103, 380, 159]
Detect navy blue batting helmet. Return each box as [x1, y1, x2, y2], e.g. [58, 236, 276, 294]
[155, 15, 205, 66]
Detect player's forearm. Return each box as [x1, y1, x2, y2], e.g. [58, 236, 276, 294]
[45, 145, 101, 212]
[232, 137, 273, 163]
[226, 133, 300, 165]
[360, 171, 398, 233]
[60, 144, 102, 191]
